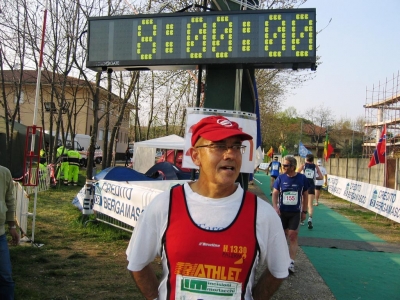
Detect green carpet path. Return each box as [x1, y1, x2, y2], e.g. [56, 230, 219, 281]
[254, 173, 400, 300]
[253, 172, 272, 197]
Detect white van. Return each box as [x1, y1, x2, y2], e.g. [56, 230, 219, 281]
[73, 134, 103, 165]
[46, 131, 103, 166]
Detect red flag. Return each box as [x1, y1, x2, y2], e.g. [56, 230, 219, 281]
[266, 146, 274, 158]
[368, 125, 386, 168]
[324, 133, 334, 161]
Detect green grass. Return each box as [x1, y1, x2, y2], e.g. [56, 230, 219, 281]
[11, 171, 137, 299]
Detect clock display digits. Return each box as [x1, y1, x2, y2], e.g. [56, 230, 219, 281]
[264, 15, 286, 57]
[137, 18, 157, 60]
[242, 21, 251, 52]
[292, 14, 312, 57]
[165, 23, 174, 54]
[212, 16, 233, 58]
[187, 17, 207, 59]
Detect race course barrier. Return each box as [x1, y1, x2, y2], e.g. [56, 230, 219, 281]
[328, 175, 400, 223]
[74, 180, 188, 231]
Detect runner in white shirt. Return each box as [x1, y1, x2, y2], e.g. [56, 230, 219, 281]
[126, 115, 290, 300]
[314, 159, 328, 206]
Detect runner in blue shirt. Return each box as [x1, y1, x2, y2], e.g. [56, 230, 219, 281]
[297, 154, 323, 230]
[272, 155, 309, 273]
[266, 156, 282, 195]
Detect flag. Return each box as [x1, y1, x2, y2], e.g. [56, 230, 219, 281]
[368, 125, 386, 168]
[279, 144, 288, 157]
[299, 142, 311, 158]
[324, 133, 334, 161]
[266, 146, 274, 157]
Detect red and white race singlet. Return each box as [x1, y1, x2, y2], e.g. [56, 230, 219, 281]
[163, 185, 259, 300]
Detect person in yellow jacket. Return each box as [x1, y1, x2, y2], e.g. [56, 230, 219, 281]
[56, 145, 69, 185]
[40, 142, 49, 165]
[67, 147, 81, 186]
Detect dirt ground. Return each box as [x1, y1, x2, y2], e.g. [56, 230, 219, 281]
[247, 184, 336, 300]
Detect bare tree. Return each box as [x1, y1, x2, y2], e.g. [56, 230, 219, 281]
[103, 71, 139, 167]
[0, 0, 36, 168]
[302, 105, 335, 151]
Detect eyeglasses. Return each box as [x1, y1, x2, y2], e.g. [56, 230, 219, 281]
[282, 164, 292, 168]
[195, 144, 246, 154]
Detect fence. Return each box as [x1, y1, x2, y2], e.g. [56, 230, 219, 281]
[92, 212, 134, 233]
[14, 165, 52, 242]
[321, 158, 398, 190]
[284, 157, 393, 188]
[24, 165, 53, 195]
[81, 158, 396, 233]
[13, 182, 30, 235]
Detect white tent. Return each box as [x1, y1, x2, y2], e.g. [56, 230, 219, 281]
[132, 134, 185, 173]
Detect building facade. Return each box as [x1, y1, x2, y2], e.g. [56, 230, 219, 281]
[0, 70, 131, 158]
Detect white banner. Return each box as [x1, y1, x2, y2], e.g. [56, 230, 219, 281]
[182, 108, 257, 173]
[93, 180, 188, 227]
[328, 175, 400, 223]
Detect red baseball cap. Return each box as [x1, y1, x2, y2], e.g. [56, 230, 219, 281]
[190, 115, 253, 146]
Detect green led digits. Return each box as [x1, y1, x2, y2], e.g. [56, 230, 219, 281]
[137, 19, 157, 60]
[187, 17, 207, 59]
[211, 16, 233, 58]
[292, 14, 313, 57]
[242, 21, 251, 52]
[264, 15, 286, 57]
[165, 23, 174, 54]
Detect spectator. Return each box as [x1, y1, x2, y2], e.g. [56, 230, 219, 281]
[125, 147, 131, 167]
[67, 146, 81, 186]
[56, 145, 69, 185]
[0, 165, 20, 299]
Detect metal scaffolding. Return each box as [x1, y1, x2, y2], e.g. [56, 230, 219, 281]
[363, 71, 400, 158]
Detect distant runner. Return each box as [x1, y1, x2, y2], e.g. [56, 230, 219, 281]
[266, 156, 282, 195]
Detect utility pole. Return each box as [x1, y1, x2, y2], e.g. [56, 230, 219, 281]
[351, 122, 355, 155]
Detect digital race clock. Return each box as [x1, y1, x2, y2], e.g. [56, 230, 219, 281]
[87, 8, 316, 71]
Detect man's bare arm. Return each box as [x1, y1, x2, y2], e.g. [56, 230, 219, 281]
[131, 265, 159, 300]
[272, 189, 280, 215]
[252, 268, 285, 300]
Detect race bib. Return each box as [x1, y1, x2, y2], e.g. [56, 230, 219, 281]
[175, 275, 242, 300]
[304, 169, 315, 179]
[272, 164, 279, 170]
[282, 191, 298, 205]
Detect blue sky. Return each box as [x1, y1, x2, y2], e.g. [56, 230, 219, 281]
[284, 0, 400, 121]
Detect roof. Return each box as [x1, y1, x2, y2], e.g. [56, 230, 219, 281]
[1, 69, 87, 86]
[133, 135, 185, 173]
[302, 123, 326, 135]
[1, 69, 126, 102]
[134, 134, 185, 149]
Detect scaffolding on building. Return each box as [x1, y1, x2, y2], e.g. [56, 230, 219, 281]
[363, 71, 400, 158]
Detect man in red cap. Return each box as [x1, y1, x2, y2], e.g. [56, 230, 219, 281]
[126, 115, 290, 299]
